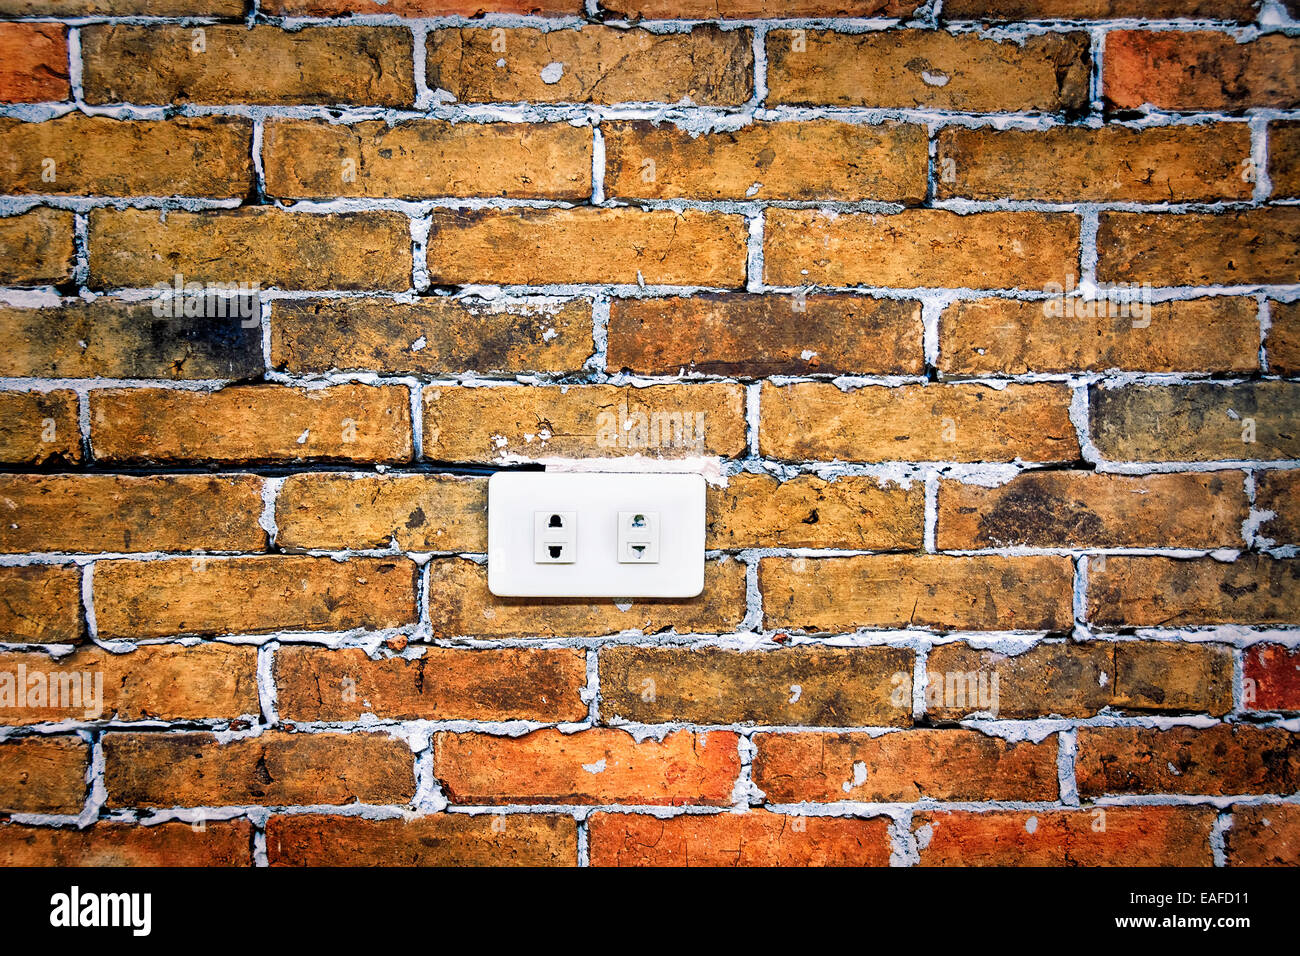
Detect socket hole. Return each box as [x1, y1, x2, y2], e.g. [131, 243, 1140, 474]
[548, 545, 563, 558]
[632, 514, 646, 527]
[631, 544, 646, 557]
[548, 514, 563, 528]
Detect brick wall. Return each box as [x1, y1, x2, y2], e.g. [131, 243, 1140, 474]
[0, 0, 1297, 867]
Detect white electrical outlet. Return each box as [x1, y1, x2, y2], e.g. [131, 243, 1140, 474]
[533, 510, 576, 563]
[488, 473, 705, 598]
[617, 511, 660, 563]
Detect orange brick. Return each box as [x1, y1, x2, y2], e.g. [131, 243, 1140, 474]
[707, 473, 925, 550]
[589, 810, 893, 867]
[82, 25, 414, 106]
[944, 0, 1254, 16]
[434, 728, 741, 806]
[0, 0, 245, 11]
[0, 115, 253, 197]
[266, 813, 577, 866]
[88, 207, 413, 291]
[766, 29, 1089, 111]
[0, 565, 84, 644]
[0, 644, 258, 725]
[607, 294, 924, 377]
[104, 731, 415, 807]
[1256, 469, 1300, 546]
[0, 209, 76, 286]
[0, 474, 266, 554]
[0, 820, 253, 866]
[0, 298, 263, 380]
[753, 730, 1059, 803]
[761, 555, 1075, 632]
[1076, 724, 1300, 797]
[1090, 382, 1300, 462]
[915, 807, 1216, 867]
[603, 0, 919, 15]
[425, 208, 747, 287]
[1225, 804, 1300, 866]
[427, 25, 752, 106]
[263, 120, 590, 200]
[1266, 300, 1300, 375]
[925, 640, 1234, 719]
[263, 0, 577, 13]
[937, 124, 1251, 202]
[423, 383, 747, 463]
[939, 297, 1261, 375]
[764, 209, 1079, 289]
[936, 471, 1248, 549]
[271, 298, 593, 376]
[0, 23, 68, 103]
[90, 385, 413, 465]
[274, 646, 588, 723]
[760, 382, 1079, 463]
[1088, 556, 1299, 628]
[603, 120, 927, 202]
[0, 390, 81, 465]
[1106, 30, 1300, 111]
[1097, 208, 1300, 286]
[275, 473, 486, 552]
[0, 737, 87, 814]
[94, 556, 419, 639]
[426, 557, 746, 638]
[599, 645, 914, 726]
[1270, 121, 1300, 198]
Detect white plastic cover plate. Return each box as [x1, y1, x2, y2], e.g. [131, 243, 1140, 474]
[487, 472, 706, 598]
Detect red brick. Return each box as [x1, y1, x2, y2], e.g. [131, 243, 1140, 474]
[274, 646, 589, 723]
[915, 807, 1216, 867]
[944, 0, 1255, 17]
[434, 729, 741, 806]
[0, 24, 69, 103]
[589, 810, 893, 867]
[1244, 644, 1300, 713]
[1106, 30, 1300, 111]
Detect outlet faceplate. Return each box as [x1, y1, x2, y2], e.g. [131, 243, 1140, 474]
[488, 473, 705, 598]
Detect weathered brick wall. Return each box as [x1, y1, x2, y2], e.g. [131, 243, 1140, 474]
[0, 0, 1297, 867]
